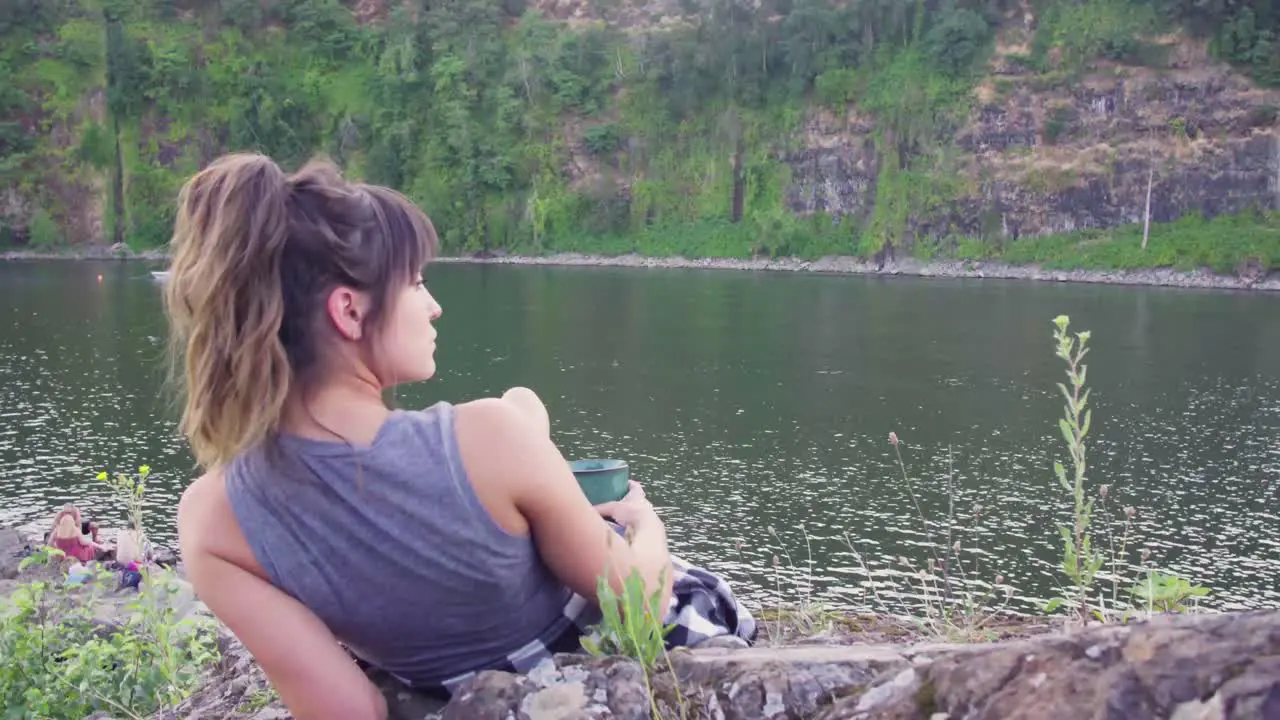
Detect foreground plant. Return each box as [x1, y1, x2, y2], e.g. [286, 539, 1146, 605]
[0, 549, 219, 718]
[1131, 570, 1210, 613]
[96, 464, 151, 549]
[583, 530, 686, 719]
[581, 565, 674, 670]
[874, 437, 1014, 641]
[1046, 315, 1105, 620]
[1045, 315, 1209, 622]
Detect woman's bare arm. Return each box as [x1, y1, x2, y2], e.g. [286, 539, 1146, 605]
[455, 399, 674, 615]
[178, 473, 388, 720]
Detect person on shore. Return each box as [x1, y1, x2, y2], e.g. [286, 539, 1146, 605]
[113, 528, 146, 590]
[165, 154, 754, 720]
[47, 505, 107, 563]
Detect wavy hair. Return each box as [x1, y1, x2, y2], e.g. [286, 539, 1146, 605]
[163, 153, 438, 469]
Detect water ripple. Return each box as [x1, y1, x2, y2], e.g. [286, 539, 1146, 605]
[2, 262, 1279, 615]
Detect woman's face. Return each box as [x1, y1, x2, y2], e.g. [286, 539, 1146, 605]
[371, 276, 443, 387]
[322, 272, 443, 388]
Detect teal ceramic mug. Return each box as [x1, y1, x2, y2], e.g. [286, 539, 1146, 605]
[568, 459, 630, 505]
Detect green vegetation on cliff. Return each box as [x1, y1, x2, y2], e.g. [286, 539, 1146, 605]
[0, 0, 1276, 267]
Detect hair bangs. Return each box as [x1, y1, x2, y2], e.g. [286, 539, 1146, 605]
[362, 184, 439, 286]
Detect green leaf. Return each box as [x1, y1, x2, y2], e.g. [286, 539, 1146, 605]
[1059, 418, 1075, 447]
[1054, 461, 1069, 491]
[580, 635, 602, 657]
[1057, 382, 1073, 407]
[1043, 598, 1063, 613]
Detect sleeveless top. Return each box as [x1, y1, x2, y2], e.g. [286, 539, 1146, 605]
[224, 402, 573, 686]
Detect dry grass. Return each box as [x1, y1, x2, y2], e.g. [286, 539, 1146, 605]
[973, 81, 1001, 105]
[756, 606, 1058, 647]
[750, 440, 1035, 648]
[993, 142, 1121, 188]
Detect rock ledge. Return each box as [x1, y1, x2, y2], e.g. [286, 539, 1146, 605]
[164, 609, 1280, 720]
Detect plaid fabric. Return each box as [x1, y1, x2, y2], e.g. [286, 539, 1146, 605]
[378, 538, 757, 699]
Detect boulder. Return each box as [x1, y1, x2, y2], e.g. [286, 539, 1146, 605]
[0, 525, 28, 579]
[444, 643, 910, 720]
[855, 609, 1280, 720]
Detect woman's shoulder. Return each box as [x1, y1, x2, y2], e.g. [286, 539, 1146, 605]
[399, 398, 532, 445]
[176, 465, 273, 581]
[176, 467, 230, 548]
[448, 395, 561, 492]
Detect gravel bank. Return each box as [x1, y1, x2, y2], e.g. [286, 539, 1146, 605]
[435, 252, 1280, 291]
[6, 248, 1277, 291]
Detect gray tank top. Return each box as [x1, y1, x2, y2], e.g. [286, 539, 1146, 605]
[224, 402, 573, 686]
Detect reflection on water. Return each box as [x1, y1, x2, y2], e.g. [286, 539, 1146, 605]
[2, 260, 1278, 612]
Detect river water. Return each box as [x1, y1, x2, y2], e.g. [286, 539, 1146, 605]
[2, 259, 1278, 613]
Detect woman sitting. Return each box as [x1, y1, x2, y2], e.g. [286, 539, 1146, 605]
[47, 505, 107, 563]
[165, 154, 753, 720]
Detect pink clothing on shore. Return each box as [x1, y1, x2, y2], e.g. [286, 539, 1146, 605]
[52, 536, 96, 563]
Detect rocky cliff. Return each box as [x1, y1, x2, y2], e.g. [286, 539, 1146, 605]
[788, 29, 1280, 247]
[0, 0, 1276, 264]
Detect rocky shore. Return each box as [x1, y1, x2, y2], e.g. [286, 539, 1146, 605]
[5, 246, 1277, 291]
[1, 244, 169, 262]
[5, 524, 1279, 719]
[158, 608, 1280, 720]
[435, 252, 1280, 291]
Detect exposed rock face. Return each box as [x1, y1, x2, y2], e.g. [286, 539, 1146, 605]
[529, 0, 693, 29]
[155, 610, 1280, 720]
[819, 610, 1280, 719]
[787, 113, 882, 225]
[787, 38, 1280, 246]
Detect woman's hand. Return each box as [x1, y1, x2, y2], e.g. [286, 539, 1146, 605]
[593, 481, 661, 530]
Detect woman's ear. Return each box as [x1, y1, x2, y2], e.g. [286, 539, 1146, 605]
[325, 286, 372, 341]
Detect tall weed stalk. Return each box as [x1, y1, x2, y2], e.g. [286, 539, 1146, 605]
[1047, 315, 1105, 620]
[1045, 316, 1209, 621]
